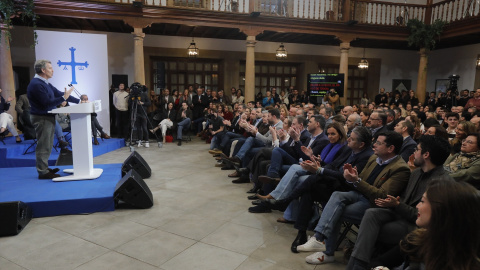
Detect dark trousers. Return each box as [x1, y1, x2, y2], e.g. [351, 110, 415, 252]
[116, 109, 130, 139]
[135, 116, 149, 141]
[91, 115, 105, 138]
[267, 147, 298, 178]
[288, 174, 342, 231]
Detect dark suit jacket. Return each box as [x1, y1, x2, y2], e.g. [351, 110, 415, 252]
[192, 94, 208, 119]
[176, 108, 192, 122]
[399, 136, 417, 162]
[159, 95, 175, 111]
[372, 125, 389, 138]
[280, 130, 311, 160]
[395, 166, 452, 223]
[178, 96, 193, 107]
[322, 147, 374, 181]
[355, 155, 410, 204]
[217, 95, 230, 105]
[162, 109, 176, 123]
[292, 131, 330, 161]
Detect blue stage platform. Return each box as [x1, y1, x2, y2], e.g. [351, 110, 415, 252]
[0, 164, 123, 217]
[0, 134, 125, 168]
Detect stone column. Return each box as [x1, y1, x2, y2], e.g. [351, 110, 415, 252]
[132, 27, 146, 85]
[0, 24, 17, 121]
[416, 48, 429, 105]
[339, 42, 351, 106]
[240, 27, 263, 103]
[245, 35, 257, 103]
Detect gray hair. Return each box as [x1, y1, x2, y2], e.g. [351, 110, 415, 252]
[34, 60, 51, 74]
[351, 113, 362, 125]
[351, 126, 372, 148]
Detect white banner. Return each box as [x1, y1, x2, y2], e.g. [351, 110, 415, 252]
[35, 30, 110, 134]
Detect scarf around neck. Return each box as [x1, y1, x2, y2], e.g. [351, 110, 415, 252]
[445, 151, 480, 173]
[320, 142, 345, 164]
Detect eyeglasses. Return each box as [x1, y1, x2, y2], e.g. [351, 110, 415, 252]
[414, 147, 422, 152]
[462, 139, 476, 145]
[374, 140, 387, 145]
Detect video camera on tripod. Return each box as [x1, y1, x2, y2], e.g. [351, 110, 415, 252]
[448, 74, 460, 94]
[128, 82, 148, 99]
[447, 74, 461, 107]
[126, 82, 162, 150]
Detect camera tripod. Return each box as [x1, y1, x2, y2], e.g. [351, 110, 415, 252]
[127, 96, 161, 152]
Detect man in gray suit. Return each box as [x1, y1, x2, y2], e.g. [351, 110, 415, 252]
[346, 135, 452, 270]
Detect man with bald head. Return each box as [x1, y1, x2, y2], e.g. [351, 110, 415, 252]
[342, 106, 354, 119]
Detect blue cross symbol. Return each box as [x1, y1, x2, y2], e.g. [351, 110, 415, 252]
[57, 47, 89, 84]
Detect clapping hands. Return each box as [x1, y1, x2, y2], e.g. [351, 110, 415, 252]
[343, 163, 359, 183]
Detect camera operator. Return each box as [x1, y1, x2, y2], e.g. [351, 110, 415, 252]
[323, 88, 340, 108]
[129, 83, 151, 147]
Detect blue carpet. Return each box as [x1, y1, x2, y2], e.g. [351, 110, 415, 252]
[0, 134, 125, 168]
[0, 164, 123, 217]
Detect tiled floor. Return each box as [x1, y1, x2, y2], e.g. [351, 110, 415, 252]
[0, 139, 347, 270]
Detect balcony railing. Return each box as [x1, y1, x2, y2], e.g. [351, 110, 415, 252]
[352, 0, 426, 26]
[92, 0, 480, 25]
[430, 0, 480, 23]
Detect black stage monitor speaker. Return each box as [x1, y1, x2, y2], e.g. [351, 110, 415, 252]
[122, 151, 151, 179]
[114, 169, 153, 209]
[0, 201, 32, 237]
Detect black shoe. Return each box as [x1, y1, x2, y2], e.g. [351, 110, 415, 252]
[39, 171, 61, 179]
[232, 178, 249, 184]
[246, 187, 259, 194]
[221, 164, 234, 170]
[178, 140, 182, 146]
[251, 199, 262, 205]
[248, 202, 272, 213]
[247, 194, 258, 200]
[265, 198, 289, 212]
[258, 175, 281, 185]
[238, 167, 250, 174]
[59, 140, 69, 148]
[48, 168, 60, 173]
[225, 156, 242, 167]
[291, 231, 308, 253]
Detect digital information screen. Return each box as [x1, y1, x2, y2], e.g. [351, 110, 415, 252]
[307, 73, 344, 98]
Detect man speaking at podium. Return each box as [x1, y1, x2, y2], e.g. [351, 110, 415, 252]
[27, 60, 80, 179]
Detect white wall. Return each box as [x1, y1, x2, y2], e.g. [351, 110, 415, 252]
[428, 43, 480, 92]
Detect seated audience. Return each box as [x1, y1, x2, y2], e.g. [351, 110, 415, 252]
[449, 120, 476, 154]
[150, 102, 176, 144]
[295, 131, 410, 265]
[346, 135, 452, 270]
[0, 88, 22, 143]
[368, 179, 480, 270]
[15, 93, 35, 140]
[443, 133, 480, 189]
[393, 120, 417, 162]
[80, 94, 110, 145]
[175, 102, 192, 146]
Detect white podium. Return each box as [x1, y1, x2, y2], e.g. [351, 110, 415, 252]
[49, 101, 103, 181]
